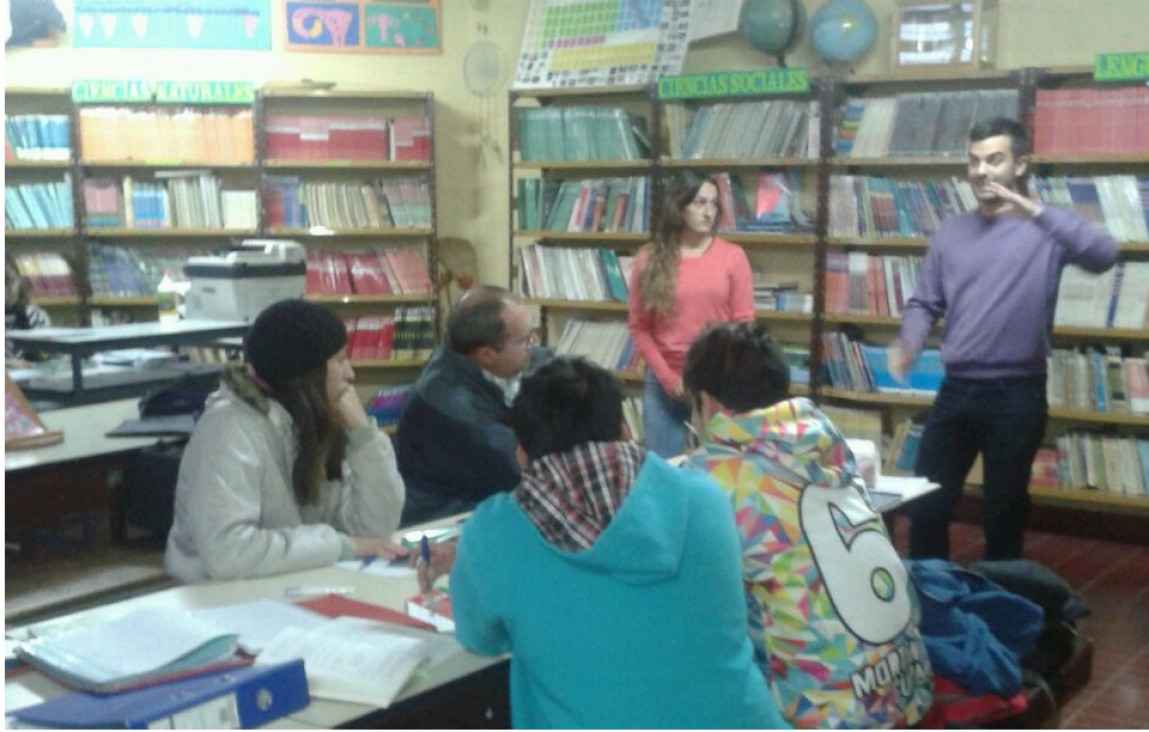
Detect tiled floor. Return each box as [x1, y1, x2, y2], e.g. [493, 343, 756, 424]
[891, 518, 1149, 730]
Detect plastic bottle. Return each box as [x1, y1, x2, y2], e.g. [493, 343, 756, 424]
[156, 270, 179, 324]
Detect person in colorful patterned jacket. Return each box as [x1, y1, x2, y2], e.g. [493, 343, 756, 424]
[683, 321, 935, 729]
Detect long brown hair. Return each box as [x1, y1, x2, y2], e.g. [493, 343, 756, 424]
[273, 368, 348, 506]
[638, 172, 721, 316]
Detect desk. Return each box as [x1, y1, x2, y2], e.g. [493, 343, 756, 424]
[6, 320, 248, 398]
[5, 399, 165, 547]
[5, 564, 510, 728]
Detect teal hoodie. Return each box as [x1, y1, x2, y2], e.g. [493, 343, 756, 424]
[450, 452, 788, 729]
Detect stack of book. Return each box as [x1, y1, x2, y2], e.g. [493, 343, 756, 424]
[78, 107, 255, 163]
[5, 177, 73, 229]
[1054, 261, 1149, 329]
[553, 319, 642, 374]
[518, 244, 631, 302]
[9, 251, 77, 297]
[1033, 87, 1149, 156]
[5, 113, 71, 160]
[305, 246, 431, 297]
[515, 106, 647, 161]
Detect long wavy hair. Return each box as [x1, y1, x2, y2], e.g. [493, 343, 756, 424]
[638, 172, 721, 317]
[224, 364, 347, 507]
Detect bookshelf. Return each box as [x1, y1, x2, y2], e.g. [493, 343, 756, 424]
[5, 87, 83, 326]
[502, 65, 1148, 518]
[815, 65, 1149, 517]
[507, 85, 656, 383]
[5, 83, 442, 409]
[258, 88, 438, 390]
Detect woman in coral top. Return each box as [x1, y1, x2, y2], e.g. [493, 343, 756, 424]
[627, 173, 755, 457]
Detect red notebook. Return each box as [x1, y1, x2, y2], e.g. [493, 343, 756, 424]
[295, 593, 436, 632]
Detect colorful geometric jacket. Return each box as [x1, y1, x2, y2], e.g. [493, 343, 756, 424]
[687, 397, 935, 728]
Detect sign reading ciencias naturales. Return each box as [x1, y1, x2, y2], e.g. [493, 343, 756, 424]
[72, 80, 255, 105]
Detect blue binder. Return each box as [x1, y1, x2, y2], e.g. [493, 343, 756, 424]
[12, 660, 309, 729]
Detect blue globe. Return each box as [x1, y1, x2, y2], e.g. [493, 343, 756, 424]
[811, 0, 878, 65]
[738, 0, 804, 57]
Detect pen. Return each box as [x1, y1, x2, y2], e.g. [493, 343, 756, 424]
[420, 534, 431, 566]
[359, 555, 378, 572]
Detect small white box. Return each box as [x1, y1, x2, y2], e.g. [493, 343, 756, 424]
[184, 240, 306, 323]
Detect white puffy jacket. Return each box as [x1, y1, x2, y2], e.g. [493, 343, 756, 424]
[165, 380, 404, 582]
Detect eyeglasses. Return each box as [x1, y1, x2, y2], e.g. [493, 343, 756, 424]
[511, 329, 540, 349]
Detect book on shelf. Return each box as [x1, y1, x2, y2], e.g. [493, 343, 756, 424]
[10, 660, 310, 730]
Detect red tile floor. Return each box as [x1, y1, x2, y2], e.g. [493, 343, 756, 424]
[891, 518, 1149, 729]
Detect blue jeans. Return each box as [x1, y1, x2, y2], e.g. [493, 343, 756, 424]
[909, 374, 1048, 561]
[642, 372, 690, 459]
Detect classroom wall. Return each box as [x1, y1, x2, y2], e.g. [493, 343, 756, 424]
[5, 0, 1148, 286]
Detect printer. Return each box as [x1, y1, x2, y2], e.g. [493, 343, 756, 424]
[184, 239, 306, 323]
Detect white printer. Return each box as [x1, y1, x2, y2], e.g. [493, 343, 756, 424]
[184, 239, 306, 322]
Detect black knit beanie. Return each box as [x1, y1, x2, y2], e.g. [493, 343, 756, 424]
[245, 298, 346, 390]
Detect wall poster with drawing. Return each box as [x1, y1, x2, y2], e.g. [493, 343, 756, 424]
[284, 0, 441, 53]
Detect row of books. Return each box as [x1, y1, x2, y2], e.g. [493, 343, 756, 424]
[1033, 86, 1149, 155]
[1049, 434, 1149, 497]
[5, 114, 71, 160]
[5, 177, 73, 229]
[834, 89, 1019, 158]
[829, 175, 977, 239]
[553, 319, 644, 374]
[666, 99, 817, 160]
[83, 173, 255, 231]
[78, 107, 255, 163]
[754, 280, 813, 314]
[518, 244, 634, 303]
[88, 244, 209, 298]
[825, 252, 923, 317]
[265, 114, 430, 161]
[264, 175, 431, 230]
[365, 383, 415, 428]
[1054, 261, 1149, 330]
[711, 170, 813, 233]
[344, 307, 435, 361]
[305, 246, 432, 296]
[514, 106, 648, 162]
[821, 332, 944, 395]
[517, 177, 650, 234]
[1047, 349, 1149, 415]
[1033, 175, 1149, 244]
[9, 251, 77, 297]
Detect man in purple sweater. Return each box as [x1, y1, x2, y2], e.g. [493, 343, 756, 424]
[888, 117, 1118, 560]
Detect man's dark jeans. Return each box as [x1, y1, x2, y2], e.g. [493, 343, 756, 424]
[909, 374, 1048, 560]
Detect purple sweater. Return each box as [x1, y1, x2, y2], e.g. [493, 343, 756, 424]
[900, 206, 1118, 379]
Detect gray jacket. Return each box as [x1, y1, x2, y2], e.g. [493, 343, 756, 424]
[165, 374, 404, 582]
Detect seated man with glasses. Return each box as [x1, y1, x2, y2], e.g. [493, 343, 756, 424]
[396, 285, 550, 525]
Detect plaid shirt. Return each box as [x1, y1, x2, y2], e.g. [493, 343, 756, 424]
[514, 441, 646, 551]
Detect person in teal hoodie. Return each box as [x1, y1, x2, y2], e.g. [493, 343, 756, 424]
[448, 356, 788, 729]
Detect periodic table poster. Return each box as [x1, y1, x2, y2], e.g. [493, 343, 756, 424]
[513, 0, 692, 90]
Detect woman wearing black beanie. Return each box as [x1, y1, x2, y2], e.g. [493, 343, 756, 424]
[165, 298, 406, 582]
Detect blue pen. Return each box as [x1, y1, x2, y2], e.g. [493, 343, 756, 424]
[359, 555, 377, 571]
[420, 534, 431, 566]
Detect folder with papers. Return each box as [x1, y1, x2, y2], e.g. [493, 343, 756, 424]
[11, 660, 309, 729]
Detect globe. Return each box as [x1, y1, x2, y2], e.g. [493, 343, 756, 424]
[810, 0, 878, 65]
[738, 0, 804, 58]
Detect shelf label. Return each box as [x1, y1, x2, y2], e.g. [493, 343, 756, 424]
[657, 68, 809, 100]
[71, 80, 255, 104]
[1093, 52, 1149, 82]
[73, 80, 155, 103]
